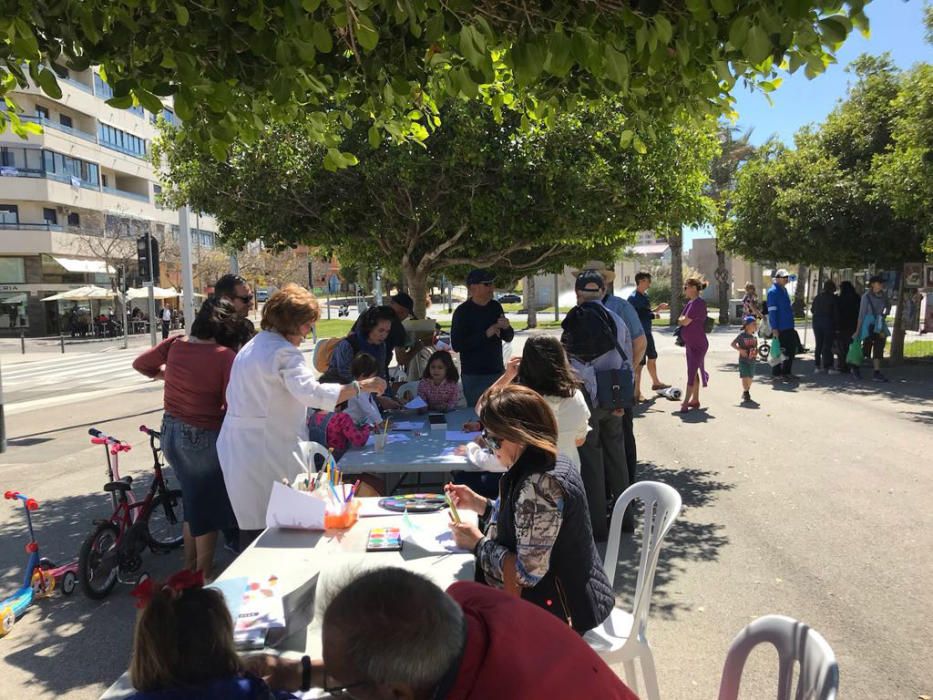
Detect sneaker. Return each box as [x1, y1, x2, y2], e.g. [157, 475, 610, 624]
[742, 391, 751, 402]
[873, 371, 889, 383]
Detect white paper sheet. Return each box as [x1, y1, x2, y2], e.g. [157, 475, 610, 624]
[404, 396, 428, 409]
[402, 511, 469, 553]
[229, 573, 286, 648]
[364, 432, 411, 447]
[390, 420, 425, 431]
[265, 481, 327, 530]
[445, 430, 481, 442]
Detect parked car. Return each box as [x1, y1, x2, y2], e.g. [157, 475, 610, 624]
[497, 293, 522, 304]
[256, 289, 269, 302]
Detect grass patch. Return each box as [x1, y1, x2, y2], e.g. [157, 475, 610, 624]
[312, 319, 354, 338]
[904, 340, 933, 359]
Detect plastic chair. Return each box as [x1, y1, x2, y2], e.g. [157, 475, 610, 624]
[584, 481, 682, 700]
[396, 381, 420, 403]
[717, 615, 839, 700]
[296, 440, 332, 476]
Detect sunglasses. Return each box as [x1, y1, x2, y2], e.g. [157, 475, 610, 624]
[482, 430, 503, 451]
[236, 294, 254, 303]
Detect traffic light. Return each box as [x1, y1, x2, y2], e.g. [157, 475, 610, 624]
[137, 234, 161, 283]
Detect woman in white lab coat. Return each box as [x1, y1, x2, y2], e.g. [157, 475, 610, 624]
[217, 285, 386, 547]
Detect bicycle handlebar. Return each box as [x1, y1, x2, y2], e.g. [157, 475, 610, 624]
[4, 491, 39, 510]
[139, 425, 161, 438]
[88, 428, 132, 452]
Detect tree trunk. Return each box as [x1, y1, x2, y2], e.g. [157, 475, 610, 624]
[889, 268, 906, 365]
[408, 266, 429, 319]
[715, 246, 730, 325]
[526, 275, 537, 329]
[793, 263, 808, 316]
[668, 228, 684, 326]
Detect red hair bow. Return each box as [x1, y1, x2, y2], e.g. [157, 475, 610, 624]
[131, 569, 205, 609]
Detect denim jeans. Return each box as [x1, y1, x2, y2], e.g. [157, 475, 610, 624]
[161, 414, 236, 537]
[460, 373, 502, 408]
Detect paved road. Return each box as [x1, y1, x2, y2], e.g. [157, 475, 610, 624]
[0, 328, 930, 699]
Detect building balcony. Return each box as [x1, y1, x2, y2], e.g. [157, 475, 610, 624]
[0, 220, 62, 231]
[99, 140, 148, 160]
[102, 185, 149, 202]
[19, 114, 99, 144]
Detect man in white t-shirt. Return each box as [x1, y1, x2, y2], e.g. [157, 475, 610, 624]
[160, 305, 172, 340]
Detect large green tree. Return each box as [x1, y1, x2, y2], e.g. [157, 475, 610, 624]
[725, 54, 928, 361]
[2, 1, 872, 156]
[155, 104, 717, 316]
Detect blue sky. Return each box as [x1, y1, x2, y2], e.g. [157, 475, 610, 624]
[686, 0, 932, 250]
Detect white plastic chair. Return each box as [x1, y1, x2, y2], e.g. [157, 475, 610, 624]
[296, 440, 332, 477]
[584, 481, 682, 700]
[717, 615, 839, 700]
[395, 381, 420, 403]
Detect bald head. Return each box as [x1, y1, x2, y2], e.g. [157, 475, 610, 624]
[322, 568, 465, 700]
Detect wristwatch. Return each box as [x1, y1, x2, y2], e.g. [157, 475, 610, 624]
[301, 655, 312, 692]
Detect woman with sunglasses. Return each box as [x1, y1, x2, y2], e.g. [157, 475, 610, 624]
[677, 278, 710, 412]
[446, 385, 614, 634]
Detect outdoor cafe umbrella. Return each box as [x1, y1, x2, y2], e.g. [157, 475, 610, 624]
[41, 285, 117, 302]
[125, 286, 180, 301]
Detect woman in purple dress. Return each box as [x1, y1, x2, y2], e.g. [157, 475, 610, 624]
[678, 278, 709, 412]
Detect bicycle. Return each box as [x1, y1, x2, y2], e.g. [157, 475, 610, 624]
[77, 426, 184, 600]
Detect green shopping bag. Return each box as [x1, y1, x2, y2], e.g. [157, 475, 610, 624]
[846, 338, 863, 366]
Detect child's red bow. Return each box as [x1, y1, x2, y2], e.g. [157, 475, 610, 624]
[131, 569, 205, 609]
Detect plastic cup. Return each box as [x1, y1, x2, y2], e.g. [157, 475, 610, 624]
[374, 433, 387, 451]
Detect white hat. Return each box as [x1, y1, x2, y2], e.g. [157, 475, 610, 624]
[773, 268, 790, 278]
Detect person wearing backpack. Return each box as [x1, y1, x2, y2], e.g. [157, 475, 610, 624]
[561, 270, 634, 540]
[853, 275, 891, 382]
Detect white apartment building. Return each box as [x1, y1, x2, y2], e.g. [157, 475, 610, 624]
[0, 66, 219, 336]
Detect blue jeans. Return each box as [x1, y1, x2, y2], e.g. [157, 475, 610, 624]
[161, 414, 236, 537]
[461, 373, 502, 408]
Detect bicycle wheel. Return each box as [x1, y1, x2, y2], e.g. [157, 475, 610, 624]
[78, 523, 120, 600]
[145, 489, 184, 551]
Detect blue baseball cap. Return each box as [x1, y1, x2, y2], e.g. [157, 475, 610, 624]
[466, 269, 495, 285]
[742, 315, 757, 327]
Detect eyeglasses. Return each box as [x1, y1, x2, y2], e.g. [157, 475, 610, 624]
[236, 294, 253, 303]
[322, 678, 369, 698]
[482, 430, 503, 451]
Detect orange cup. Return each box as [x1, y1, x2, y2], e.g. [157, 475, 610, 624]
[324, 499, 361, 530]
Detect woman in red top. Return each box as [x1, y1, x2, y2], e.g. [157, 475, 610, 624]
[132, 298, 249, 578]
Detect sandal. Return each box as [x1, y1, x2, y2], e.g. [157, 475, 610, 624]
[652, 383, 671, 390]
[678, 402, 691, 413]
[688, 401, 701, 409]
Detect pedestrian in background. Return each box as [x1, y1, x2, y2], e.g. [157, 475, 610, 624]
[677, 278, 710, 412]
[160, 305, 172, 340]
[811, 279, 838, 374]
[731, 315, 759, 404]
[767, 269, 797, 381]
[854, 275, 890, 382]
[628, 271, 670, 401]
[742, 282, 762, 318]
[835, 280, 860, 372]
[213, 273, 256, 349]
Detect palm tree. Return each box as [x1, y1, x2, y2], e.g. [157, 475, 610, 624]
[707, 124, 756, 324]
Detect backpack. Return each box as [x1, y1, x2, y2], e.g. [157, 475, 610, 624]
[312, 334, 359, 374]
[561, 302, 633, 410]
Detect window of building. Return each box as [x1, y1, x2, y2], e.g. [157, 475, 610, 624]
[0, 204, 18, 225]
[98, 122, 147, 157]
[43, 208, 58, 225]
[41, 148, 99, 188]
[67, 212, 80, 227]
[35, 105, 50, 120]
[0, 257, 26, 284]
[2, 146, 42, 173]
[94, 73, 113, 98]
[59, 114, 73, 128]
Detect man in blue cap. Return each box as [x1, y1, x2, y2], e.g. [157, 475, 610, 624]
[451, 269, 514, 407]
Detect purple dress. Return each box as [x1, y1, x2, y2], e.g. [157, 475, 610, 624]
[682, 298, 709, 387]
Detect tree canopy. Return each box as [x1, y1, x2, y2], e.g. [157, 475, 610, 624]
[724, 54, 928, 269]
[2, 0, 872, 156]
[155, 103, 717, 315]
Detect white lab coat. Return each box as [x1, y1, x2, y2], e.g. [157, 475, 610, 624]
[218, 330, 342, 530]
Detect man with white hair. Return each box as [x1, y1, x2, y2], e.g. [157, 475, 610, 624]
[244, 567, 637, 699]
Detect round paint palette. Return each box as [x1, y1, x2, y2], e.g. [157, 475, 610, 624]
[378, 493, 447, 513]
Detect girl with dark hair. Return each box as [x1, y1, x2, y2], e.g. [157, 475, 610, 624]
[811, 279, 838, 373]
[127, 570, 298, 699]
[417, 350, 461, 412]
[133, 298, 249, 578]
[445, 385, 613, 633]
[486, 336, 590, 469]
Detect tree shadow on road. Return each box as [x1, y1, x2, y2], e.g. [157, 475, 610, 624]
[604, 461, 732, 622]
[0, 475, 190, 697]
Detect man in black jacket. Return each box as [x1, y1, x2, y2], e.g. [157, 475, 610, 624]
[451, 269, 514, 406]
